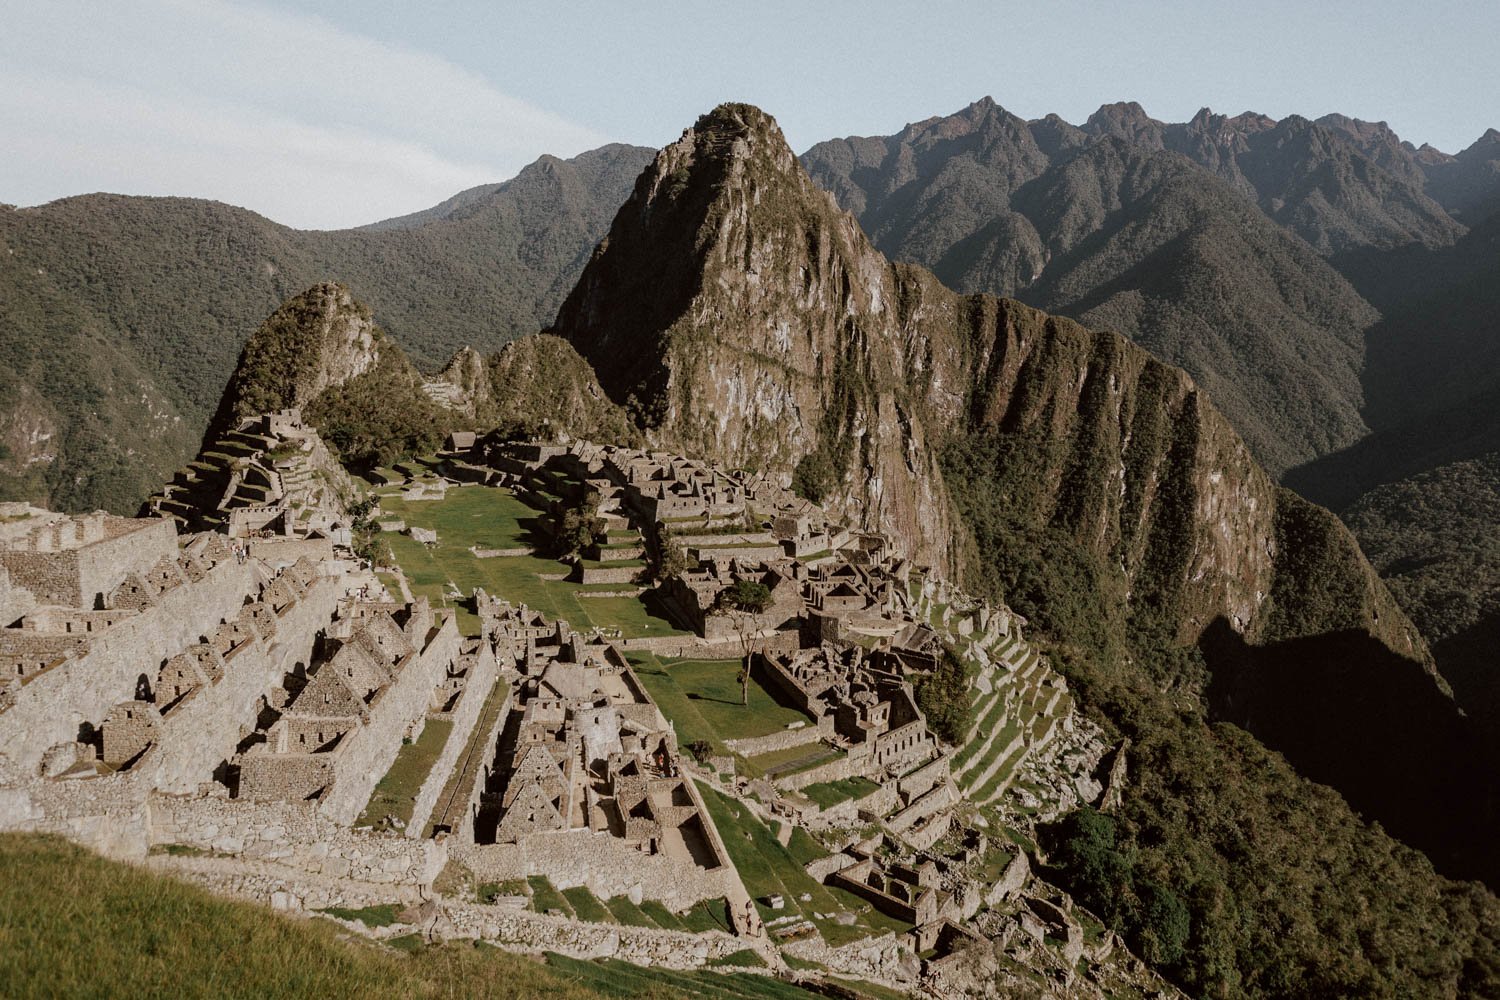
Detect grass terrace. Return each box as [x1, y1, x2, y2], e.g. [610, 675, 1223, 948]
[0, 832, 626, 999]
[356, 719, 453, 828]
[375, 484, 688, 640]
[521, 880, 734, 934]
[800, 776, 882, 810]
[745, 743, 844, 780]
[627, 654, 815, 754]
[542, 954, 821, 1000]
[696, 783, 911, 947]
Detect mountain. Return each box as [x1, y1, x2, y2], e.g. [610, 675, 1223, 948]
[801, 99, 1385, 476]
[552, 103, 1499, 996]
[1417, 128, 1500, 224]
[0, 143, 654, 514]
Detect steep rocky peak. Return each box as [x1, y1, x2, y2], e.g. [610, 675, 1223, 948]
[1083, 101, 1166, 148]
[210, 281, 384, 437]
[1460, 128, 1500, 158]
[555, 102, 956, 566]
[1028, 112, 1089, 157]
[1317, 113, 1400, 144]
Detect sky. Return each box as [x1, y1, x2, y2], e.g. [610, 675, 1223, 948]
[4, 0, 1497, 230]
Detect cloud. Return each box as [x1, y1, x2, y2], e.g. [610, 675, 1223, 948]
[0, 0, 607, 228]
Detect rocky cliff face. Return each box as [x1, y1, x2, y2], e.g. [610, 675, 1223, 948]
[554, 104, 958, 569]
[480, 334, 639, 445]
[555, 103, 1417, 658]
[209, 282, 389, 438]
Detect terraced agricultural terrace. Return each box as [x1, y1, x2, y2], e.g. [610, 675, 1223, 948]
[0, 422, 1135, 999]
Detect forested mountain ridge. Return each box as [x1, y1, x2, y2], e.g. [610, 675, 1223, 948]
[800, 98, 1397, 475]
[0, 143, 653, 514]
[549, 103, 1499, 996]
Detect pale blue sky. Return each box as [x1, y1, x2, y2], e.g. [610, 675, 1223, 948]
[4, 0, 1496, 229]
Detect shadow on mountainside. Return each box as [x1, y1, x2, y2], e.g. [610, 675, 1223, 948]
[1199, 617, 1500, 889]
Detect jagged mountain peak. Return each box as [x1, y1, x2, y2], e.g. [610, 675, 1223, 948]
[209, 281, 382, 436]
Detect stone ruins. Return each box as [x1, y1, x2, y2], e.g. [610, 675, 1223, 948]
[0, 419, 1173, 998]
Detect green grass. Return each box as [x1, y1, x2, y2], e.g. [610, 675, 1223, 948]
[543, 953, 820, 999]
[604, 895, 657, 928]
[800, 776, 881, 809]
[561, 886, 615, 923]
[695, 783, 911, 947]
[640, 900, 686, 929]
[315, 903, 404, 928]
[379, 485, 688, 639]
[357, 719, 454, 827]
[629, 656, 815, 754]
[527, 876, 574, 916]
[828, 977, 915, 1000]
[745, 743, 843, 780]
[0, 832, 619, 999]
[707, 949, 765, 968]
[679, 898, 734, 933]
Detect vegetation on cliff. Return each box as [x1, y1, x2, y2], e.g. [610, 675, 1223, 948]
[0, 144, 652, 513]
[551, 102, 1500, 998]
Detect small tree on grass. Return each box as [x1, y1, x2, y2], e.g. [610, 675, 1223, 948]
[914, 645, 974, 745]
[552, 495, 604, 561]
[719, 579, 773, 706]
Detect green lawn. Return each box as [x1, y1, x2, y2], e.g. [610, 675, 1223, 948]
[542, 954, 820, 1000]
[628, 655, 815, 754]
[695, 783, 911, 947]
[745, 743, 843, 779]
[356, 719, 453, 828]
[527, 876, 573, 916]
[800, 776, 881, 809]
[376, 486, 688, 640]
[594, 894, 733, 933]
[561, 886, 613, 923]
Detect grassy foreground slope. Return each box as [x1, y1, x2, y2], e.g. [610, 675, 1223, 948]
[0, 833, 634, 1000]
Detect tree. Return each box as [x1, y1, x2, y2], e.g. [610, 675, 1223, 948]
[719, 578, 773, 707]
[655, 529, 691, 581]
[914, 645, 974, 745]
[552, 494, 604, 560]
[722, 578, 772, 614]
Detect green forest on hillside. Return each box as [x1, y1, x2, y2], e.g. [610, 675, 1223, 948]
[940, 431, 1500, 999]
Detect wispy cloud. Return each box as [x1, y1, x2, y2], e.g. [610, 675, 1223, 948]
[0, 0, 607, 228]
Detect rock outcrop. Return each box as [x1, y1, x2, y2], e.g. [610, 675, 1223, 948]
[554, 103, 1418, 656]
[208, 282, 390, 440]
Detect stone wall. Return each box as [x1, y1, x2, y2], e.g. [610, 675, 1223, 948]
[0, 556, 257, 773]
[615, 629, 800, 661]
[723, 718, 829, 758]
[247, 537, 336, 566]
[800, 783, 900, 828]
[0, 518, 177, 608]
[782, 930, 918, 985]
[0, 765, 155, 858]
[150, 795, 446, 887]
[150, 572, 343, 793]
[447, 683, 513, 841]
[318, 615, 462, 824]
[453, 828, 739, 913]
[407, 645, 498, 838]
[441, 900, 746, 969]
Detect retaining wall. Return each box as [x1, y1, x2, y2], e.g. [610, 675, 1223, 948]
[407, 646, 499, 838]
[452, 828, 738, 913]
[151, 795, 446, 886]
[319, 616, 462, 824]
